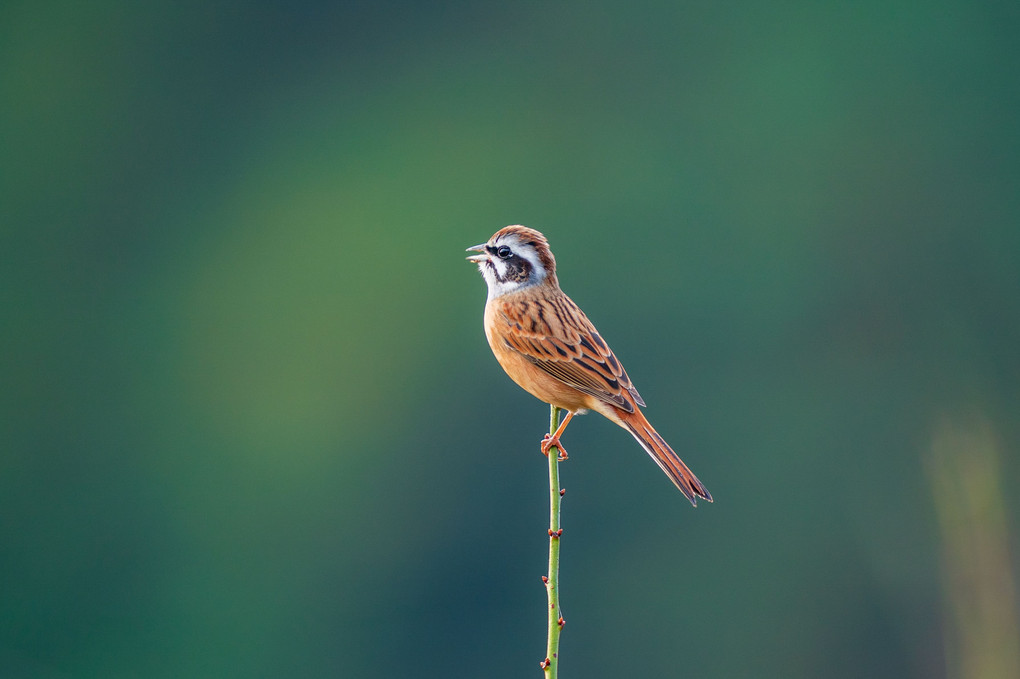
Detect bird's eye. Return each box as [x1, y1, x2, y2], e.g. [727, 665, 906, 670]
[496, 245, 512, 259]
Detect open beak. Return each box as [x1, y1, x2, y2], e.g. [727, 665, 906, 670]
[466, 243, 489, 263]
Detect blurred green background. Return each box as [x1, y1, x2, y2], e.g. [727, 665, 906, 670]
[2, 1, 1018, 677]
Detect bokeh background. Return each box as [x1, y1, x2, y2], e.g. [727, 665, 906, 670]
[2, 2, 1018, 677]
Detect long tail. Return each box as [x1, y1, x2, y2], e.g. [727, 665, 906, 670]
[620, 410, 712, 507]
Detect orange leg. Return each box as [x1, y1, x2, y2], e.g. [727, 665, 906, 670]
[540, 411, 575, 461]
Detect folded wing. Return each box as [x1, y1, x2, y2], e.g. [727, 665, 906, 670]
[496, 293, 645, 413]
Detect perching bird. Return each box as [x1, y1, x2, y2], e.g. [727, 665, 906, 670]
[467, 225, 711, 506]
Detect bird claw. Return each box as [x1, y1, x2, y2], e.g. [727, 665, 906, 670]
[541, 434, 569, 461]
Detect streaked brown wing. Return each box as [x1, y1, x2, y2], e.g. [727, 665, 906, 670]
[497, 292, 645, 413]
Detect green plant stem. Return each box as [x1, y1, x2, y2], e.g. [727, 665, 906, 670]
[543, 405, 564, 677]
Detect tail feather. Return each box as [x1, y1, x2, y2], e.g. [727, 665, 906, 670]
[621, 412, 712, 507]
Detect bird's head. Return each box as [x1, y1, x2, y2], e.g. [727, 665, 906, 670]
[466, 225, 558, 299]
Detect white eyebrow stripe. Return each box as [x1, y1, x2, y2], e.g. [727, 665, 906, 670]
[514, 246, 546, 282]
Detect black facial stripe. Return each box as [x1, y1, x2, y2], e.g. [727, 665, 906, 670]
[504, 254, 530, 282]
[490, 251, 532, 284]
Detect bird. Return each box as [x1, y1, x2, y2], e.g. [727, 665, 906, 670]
[467, 225, 712, 506]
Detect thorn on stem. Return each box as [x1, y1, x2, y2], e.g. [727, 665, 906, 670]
[541, 575, 549, 583]
[558, 616, 565, 627]
[560, 488, 566, 496]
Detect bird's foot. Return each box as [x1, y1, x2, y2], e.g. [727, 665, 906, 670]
[541, 434, 569, 461]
